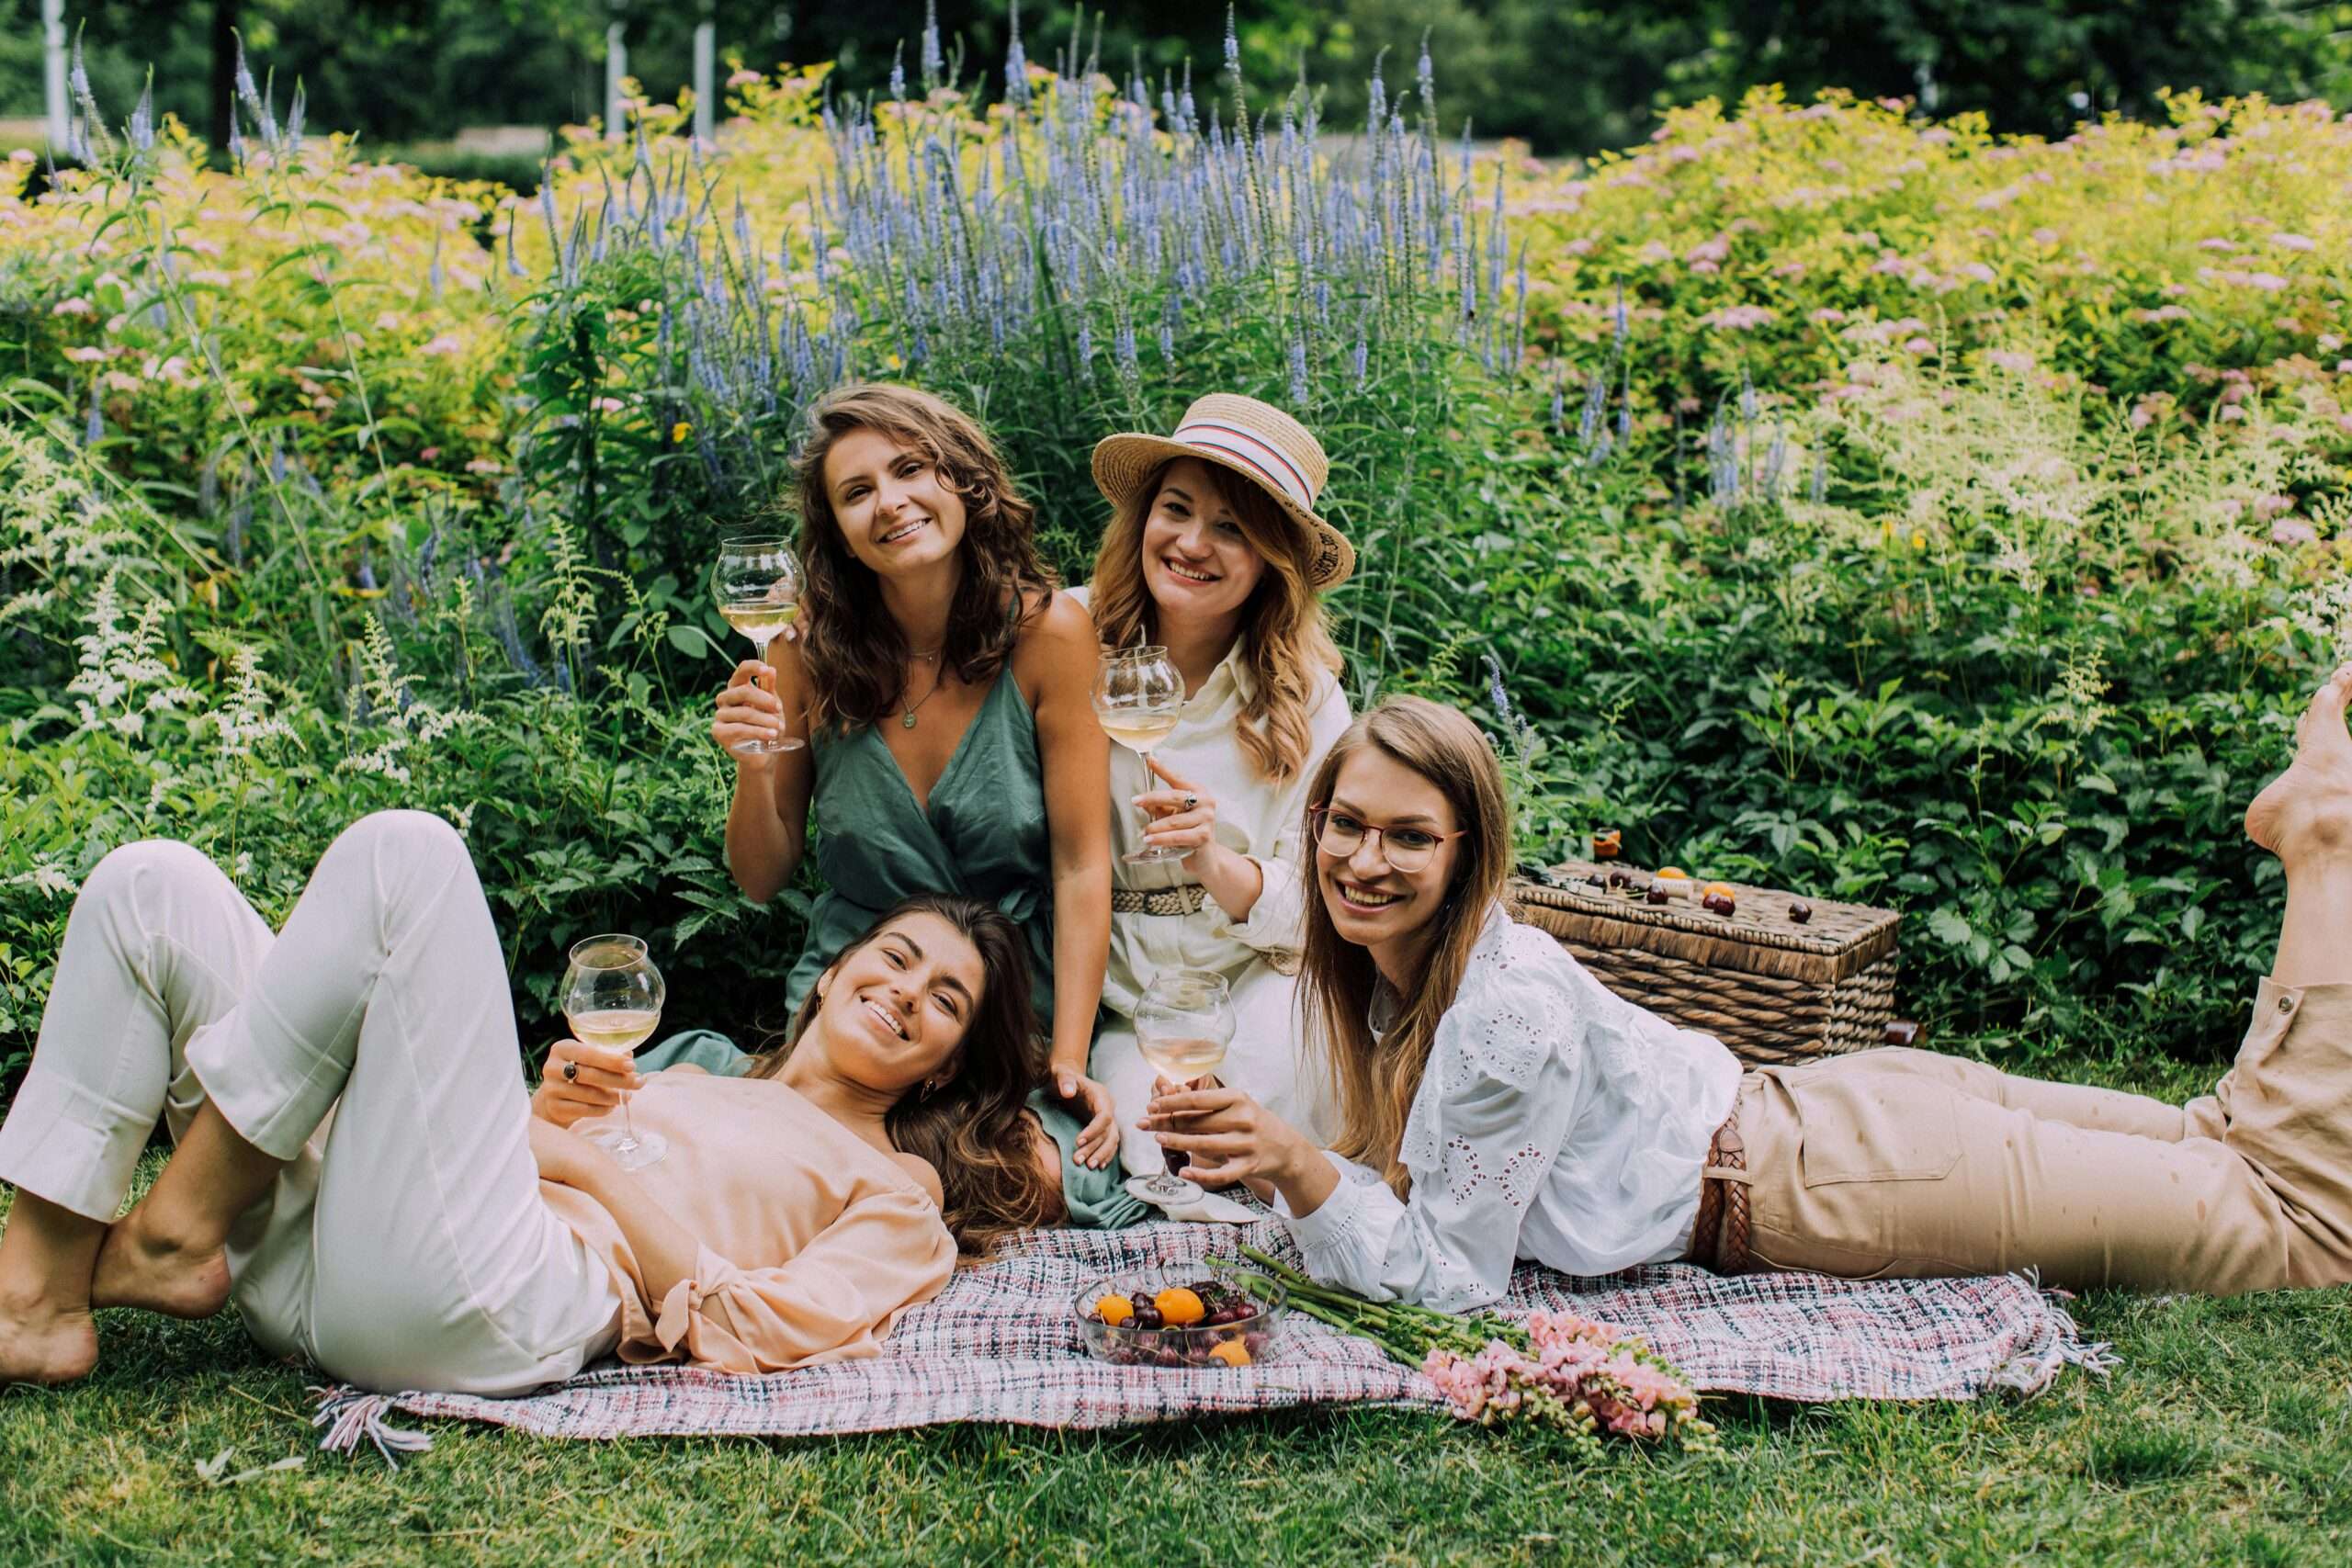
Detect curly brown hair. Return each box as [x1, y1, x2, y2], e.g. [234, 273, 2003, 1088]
[790, 384, 1058, 732]
[745, 892, 1062, 1258]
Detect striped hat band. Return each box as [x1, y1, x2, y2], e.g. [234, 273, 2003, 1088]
[1170, 419, 1317, 511]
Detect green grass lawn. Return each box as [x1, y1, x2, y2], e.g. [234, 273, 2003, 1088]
[6, 1052, 2351, 1566]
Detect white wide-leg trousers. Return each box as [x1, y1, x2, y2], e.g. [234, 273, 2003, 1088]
[0, 811, 621, 1394]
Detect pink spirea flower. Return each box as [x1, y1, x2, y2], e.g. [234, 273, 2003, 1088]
[1701, 305, 1779, 331]
[2272, 517, 2318, 545]
[1985, 349, 2035, 373]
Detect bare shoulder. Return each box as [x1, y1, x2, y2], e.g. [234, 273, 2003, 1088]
[1013, 588, 1102, 693]
[1021, 587, 1099, 651]
[890, 1149, 946, 1207]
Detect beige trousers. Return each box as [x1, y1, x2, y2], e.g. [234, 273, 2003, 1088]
[1733, 981, 2352, 1292]
[0, 813, 623, 1393]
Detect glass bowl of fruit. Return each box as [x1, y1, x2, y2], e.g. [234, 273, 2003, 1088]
[1073, 1263, 1286, 1369]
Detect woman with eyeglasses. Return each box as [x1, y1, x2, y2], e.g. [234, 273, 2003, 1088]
[1136, 682, 2352, 1309]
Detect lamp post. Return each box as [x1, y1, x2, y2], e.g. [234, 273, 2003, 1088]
[693, 3, 716, 147]
[605, 5, 629, 141]
[43, 0, 68, 152]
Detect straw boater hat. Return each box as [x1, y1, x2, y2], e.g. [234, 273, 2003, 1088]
[1091, 394, 1355, 590]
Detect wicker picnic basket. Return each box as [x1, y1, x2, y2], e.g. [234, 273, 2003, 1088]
[1510, 859, 1902, 1066]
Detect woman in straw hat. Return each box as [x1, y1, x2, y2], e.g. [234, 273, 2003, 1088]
[1076, 393, 1356, 1206]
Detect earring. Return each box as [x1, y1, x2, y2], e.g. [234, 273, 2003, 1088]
[919, 1078, 940, 1100]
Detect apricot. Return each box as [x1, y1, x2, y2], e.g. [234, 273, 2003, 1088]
[1207, 1338, 1252, 1368]
[1153, 1287, 1207, 1327]
[1095, 1294, 1136, 1327]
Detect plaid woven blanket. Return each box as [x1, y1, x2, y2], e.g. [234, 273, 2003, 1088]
[312, 1216, 2103, 1455]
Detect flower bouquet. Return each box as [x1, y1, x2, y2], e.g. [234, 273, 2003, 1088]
[1234, 1247, 1718, 1455]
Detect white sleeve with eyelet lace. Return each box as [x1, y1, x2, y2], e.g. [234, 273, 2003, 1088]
[1279, 927, 1587, 1314]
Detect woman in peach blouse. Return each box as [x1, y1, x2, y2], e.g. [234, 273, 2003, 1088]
[0, 811, 1051, 1393]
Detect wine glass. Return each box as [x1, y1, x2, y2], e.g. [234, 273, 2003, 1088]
[1093, 646, 1187, 864]
[713, 534, 804, 754]
[1125, 969, 1234, 1209]
[560, 933, 668, 1170]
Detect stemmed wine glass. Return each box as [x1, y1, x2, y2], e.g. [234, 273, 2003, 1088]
[1092, 647, 1187, 864]
[713, 534, 804, 754]
[561, 933, 668, 1170]
[1125, 969, 1234, 1209]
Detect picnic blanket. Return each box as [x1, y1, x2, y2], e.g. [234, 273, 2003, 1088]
[311, 1215, 2106, 1456]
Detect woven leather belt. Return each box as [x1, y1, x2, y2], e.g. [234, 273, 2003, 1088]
[1690, 1111, 1751, 1275]
[1111, 884, 1211, 917]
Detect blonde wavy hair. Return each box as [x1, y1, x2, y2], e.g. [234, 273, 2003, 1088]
[1086, 457, 1342, 784]
[1298, 698, 1516, 1197]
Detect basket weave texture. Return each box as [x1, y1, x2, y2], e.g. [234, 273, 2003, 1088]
[1512, 860, 1902, 1067]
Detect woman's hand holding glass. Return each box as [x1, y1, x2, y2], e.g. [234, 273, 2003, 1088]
[712, 659, 795, 759]
[1130, 756, 1222, 863]
[1136, 1083, 1316, 1191]
[531, 1036, 646, 1129]
[712, 534, 804, 757]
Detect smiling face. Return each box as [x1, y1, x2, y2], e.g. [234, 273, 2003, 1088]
[1138, 458, 1270, 631]
[821, 426, 969, 580]
[812, 911, 989, 1097]
[1314, 746, 1467, 964]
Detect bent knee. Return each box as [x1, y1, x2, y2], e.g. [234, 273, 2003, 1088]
[331, 809, 467, 870]
[81, 838, 227, 907]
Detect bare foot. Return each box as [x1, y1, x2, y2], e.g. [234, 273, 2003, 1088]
[2246, 664, 2352, 861]
[89, 1205, 232, 1322]
[0, 1298, 97, 1387]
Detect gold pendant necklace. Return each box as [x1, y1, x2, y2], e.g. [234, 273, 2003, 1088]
[901, 663, 945, 729]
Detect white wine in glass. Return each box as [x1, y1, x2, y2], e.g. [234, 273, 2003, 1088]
[1093, 646, 1188, 864]
[560, 934, 668, 1171]
[1124, 969, 1234, 1209]
[713, 534, 805, 755]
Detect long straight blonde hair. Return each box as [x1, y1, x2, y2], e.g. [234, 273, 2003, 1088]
[1086, 457, 1341, 784]
[1299, 697, 1516, 1196]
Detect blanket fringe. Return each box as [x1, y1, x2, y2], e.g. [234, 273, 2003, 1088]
[1985, 1270, 2116, 1396]
[309, 1385, 434, 1469]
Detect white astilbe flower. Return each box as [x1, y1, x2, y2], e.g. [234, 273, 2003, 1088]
[0, 424, 134, 631]
[2280, 577, 2352, 664]
[2036, 647, 2111, 739]
[68, 570, 199, 739]
[338, 615, 482, 786]
[206, 646, 296, 758]
[6, 859, 79, 898]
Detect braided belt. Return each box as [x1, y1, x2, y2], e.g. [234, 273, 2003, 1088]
[1689, 1111, 1751, 1275]
[1110, 884, 1211, 917]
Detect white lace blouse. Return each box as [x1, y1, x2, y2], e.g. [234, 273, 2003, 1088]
[1281, 906, 1743, 1313]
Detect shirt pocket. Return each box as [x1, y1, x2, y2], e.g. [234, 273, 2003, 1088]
[1779, 1059, 1962, 1188]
